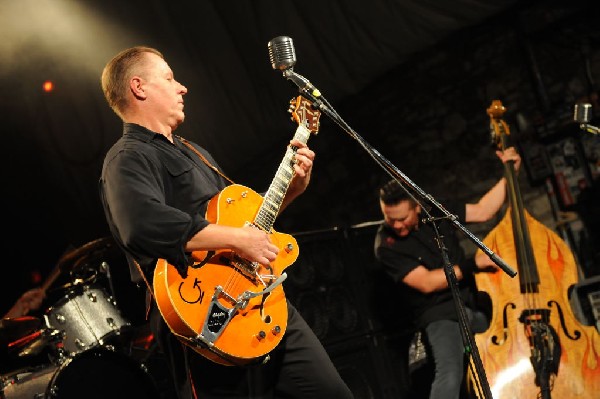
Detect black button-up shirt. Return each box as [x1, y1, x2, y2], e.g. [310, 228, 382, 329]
[374, 201, 475, 328]
[99, 123, 229, 282]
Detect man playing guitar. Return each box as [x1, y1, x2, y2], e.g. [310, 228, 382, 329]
[99, 46, 352, 399]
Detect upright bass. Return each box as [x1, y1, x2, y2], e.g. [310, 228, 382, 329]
[468, 100, 600, 399]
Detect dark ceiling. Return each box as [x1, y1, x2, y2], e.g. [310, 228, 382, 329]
[1, 0, 540, 304]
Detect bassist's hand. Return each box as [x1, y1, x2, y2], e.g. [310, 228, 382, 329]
[496, 146, 521, 173]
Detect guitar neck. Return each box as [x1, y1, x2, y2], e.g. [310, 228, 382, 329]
[254, 124, 312, 231]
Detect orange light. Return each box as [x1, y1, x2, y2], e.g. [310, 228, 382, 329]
[42, 80, 54, 92]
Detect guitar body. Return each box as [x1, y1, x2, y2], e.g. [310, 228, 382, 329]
[153, 184, 299, 365]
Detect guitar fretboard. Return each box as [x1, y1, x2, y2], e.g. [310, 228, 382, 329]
[254, 124, 311, 231]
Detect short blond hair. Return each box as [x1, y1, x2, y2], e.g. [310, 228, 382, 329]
[101, 46, 163, 119]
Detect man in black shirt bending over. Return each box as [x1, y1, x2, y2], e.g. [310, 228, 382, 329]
[374, 147, 520, 399]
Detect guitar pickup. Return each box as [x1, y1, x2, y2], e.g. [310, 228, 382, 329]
[216, 252, 263, 284]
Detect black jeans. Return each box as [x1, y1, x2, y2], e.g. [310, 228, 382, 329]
[424, 307, 487, 399]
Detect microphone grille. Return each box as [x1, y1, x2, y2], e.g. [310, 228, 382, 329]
[574, 103, 592, 123]
[268, 36, 296, 71]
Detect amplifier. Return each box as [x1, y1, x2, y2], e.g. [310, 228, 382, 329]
[571, 275, 600, 333]
[588, 289, 600, 332]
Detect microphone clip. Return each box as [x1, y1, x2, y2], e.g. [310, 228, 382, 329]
[421, 214, 458, 224]
[283, 69, 321, 96]
[282, 69, 326, 111]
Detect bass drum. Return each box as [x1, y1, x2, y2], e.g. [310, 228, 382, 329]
[1, 348, 160, 399]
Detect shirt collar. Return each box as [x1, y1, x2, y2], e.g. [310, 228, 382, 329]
[123, 122, 172, 145]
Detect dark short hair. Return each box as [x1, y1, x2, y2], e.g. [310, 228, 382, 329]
[379, 179, 416, 206]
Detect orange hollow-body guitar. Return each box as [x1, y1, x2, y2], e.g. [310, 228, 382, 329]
[153, 96, 320, 366]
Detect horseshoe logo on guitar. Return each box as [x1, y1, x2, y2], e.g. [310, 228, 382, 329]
[179, 278, 205, 304]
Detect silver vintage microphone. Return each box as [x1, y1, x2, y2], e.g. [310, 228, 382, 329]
[267, 36, 321, 99]
[574, 103, 600, 134]
[268, 36, 297, 71]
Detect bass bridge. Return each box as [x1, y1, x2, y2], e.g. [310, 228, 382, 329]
[519, 309, 561, 388]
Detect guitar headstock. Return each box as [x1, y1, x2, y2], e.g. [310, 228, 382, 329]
[487, 99, 511, 151]
[289, 96, 321, 134]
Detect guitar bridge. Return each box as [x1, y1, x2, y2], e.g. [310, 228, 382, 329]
[230, 254, 261, 283]
[224, 251, 278, 288]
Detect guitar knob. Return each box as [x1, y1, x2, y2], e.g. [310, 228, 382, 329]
[272, 325, 281, 335]
[285, 243, 294, 253]
[256, 331, 267, 340]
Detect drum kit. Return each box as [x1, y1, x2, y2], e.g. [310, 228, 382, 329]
[0, 238, 161, 399]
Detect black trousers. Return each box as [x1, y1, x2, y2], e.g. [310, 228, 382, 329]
[150, 300, 354, 399]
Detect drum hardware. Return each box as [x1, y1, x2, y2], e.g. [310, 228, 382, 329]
[7, 328, 63, 358]
[55, 237, 115, 274]
[99, 261, 117, 299]
[51, 276, 97, 295]
[40, 237, 115, 298]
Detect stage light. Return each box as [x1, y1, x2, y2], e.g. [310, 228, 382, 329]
[42, 80, 54, 93]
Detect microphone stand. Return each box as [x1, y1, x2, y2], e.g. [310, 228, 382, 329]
[428, 217, 492, 399]
[282, 69, 518, 399]
[578, 123, 600, 135]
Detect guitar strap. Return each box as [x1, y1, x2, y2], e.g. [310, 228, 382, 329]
[176, 135, 235, 185]
[132, 259, 200, 399]
[130, 259, 154, 319]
